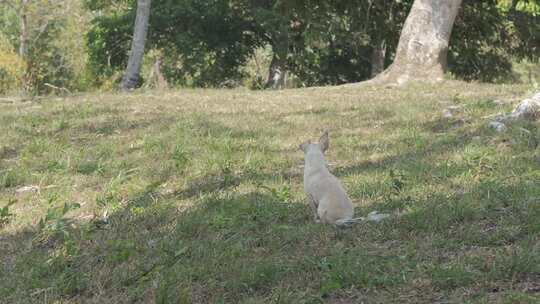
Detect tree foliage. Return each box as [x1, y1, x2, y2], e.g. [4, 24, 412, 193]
[0, 0, 90, 94]
[0, 34, 25, 94]
[449, 0, 540, 82]
[289, 0, 412, 85]
[86, 0, 262, 87]
[0, 0, 539, 92]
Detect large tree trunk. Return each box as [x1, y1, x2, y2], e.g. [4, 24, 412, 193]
[120, 0, 151, 90]
[374, 0, 462, 85]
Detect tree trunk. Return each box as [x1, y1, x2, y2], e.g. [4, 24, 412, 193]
[374, 0, 462, 85]
[265, 54, 287, 89]
[370, 40, 386, 78]
[19, 0, 28, 59]
[18, 0, 29, 92]
[120, 0, 151, 90]
[265, 21, 289, 90]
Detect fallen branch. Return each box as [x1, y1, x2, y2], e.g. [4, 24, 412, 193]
[44, 83, 72, 94]
[0, 97, 16, 104]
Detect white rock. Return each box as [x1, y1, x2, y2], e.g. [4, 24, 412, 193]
[509, 98, 540, 120]
[442, 105, 462, 118]
[488, 121, 507, 133]
[442, 109, 453, 118]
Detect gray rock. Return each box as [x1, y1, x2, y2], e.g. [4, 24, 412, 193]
[488, 121, 507, 133]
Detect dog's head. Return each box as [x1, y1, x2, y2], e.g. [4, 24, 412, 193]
[299, 130, 329, 154]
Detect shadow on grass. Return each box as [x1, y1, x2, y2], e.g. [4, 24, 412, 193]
[173, 167, 302, 200]
[0, 185, 319, 303]
[333, 116, 484, 178]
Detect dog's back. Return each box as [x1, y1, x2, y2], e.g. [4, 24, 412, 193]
[301, 132, 354, 225]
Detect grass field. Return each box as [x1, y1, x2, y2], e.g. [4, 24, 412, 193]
[1, 82, 539, 303]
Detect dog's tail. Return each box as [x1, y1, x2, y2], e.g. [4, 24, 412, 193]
[335, 211, 390, 226]
[335, 217, 364, 226]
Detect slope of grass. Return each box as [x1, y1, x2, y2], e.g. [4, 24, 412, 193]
[0, 82, 539, 303]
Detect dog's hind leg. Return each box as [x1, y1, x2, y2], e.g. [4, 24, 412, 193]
[307, 194, 320, 222]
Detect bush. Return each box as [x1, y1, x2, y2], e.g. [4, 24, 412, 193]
[0, 36, 25, 94]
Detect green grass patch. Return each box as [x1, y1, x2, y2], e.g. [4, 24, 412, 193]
[1, 82, 539, 303]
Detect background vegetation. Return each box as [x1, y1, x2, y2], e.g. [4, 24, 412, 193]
[0, 0, 539, 94]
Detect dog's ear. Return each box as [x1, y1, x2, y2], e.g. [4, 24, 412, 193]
[319, 130, 329, 152]
[299, 140, 311, 152]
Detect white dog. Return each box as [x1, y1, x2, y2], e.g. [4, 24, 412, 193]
[300, 131, 388, 225]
